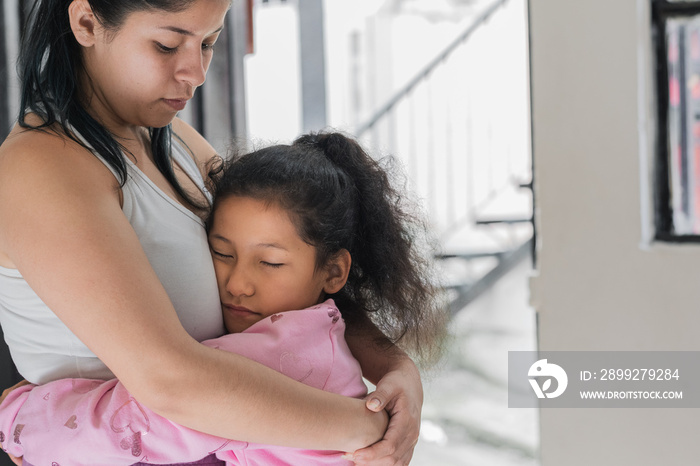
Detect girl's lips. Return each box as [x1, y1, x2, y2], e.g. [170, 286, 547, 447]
[223, 304, 259, 317]
[163, 99, 188, 111]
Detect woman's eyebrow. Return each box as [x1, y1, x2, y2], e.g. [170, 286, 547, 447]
[159, 25, 225, 37]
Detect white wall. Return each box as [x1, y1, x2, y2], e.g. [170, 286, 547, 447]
[245, 3, 302, 144]
[529, 0, 700, 464]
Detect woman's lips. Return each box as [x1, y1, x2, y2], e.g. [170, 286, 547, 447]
[163, 98, 188, 111]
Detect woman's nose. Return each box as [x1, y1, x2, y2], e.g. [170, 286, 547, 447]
[176, 49, 208, 88]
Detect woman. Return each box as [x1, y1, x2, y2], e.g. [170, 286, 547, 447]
[0, 1, 422, 465]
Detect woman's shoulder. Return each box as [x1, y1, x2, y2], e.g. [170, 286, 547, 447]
[0, 121, 119, 193]
[171, 117, 219, 178]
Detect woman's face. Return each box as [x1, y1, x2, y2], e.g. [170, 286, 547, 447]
[208, 196, 334, 334]
[79, 0, 230, 132]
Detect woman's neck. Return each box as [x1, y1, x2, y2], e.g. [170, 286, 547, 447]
[77, 74, 149, 146]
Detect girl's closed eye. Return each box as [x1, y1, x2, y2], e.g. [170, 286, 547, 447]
[211, 249, 233, 260]
[261, 261, 284, 268]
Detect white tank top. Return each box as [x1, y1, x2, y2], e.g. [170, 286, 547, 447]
[0, 131, 225, 384]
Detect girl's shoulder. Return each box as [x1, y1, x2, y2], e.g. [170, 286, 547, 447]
[171, 117, 219, 179]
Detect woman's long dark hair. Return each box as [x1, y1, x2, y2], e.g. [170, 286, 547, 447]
[18, 0, 200, 207]
[208, 132, 447, 364]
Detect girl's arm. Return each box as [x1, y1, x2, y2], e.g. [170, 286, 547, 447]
[0, 379, 240, 465]
[344, 318, 424, 465]
[0, 127, 386, 453]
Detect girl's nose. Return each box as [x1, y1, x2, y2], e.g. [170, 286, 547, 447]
[226, 266, 254, 298]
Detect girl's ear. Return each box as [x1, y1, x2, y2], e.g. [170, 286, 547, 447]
[323, 249, 351, 295]
[69, 0, 98, 47]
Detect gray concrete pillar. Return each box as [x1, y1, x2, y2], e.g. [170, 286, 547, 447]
[298, 0, 328, 132]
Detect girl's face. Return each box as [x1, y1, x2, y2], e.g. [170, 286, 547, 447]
[208, 196, 339, 333]
[76, 0, 230, 133]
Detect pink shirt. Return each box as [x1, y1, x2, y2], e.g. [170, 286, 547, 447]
[0, 300, 366, 465]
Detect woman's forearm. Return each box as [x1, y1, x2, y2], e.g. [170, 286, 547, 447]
[0, 372, 374, 465]
[143, 342, 385, 452]
[0, 309, 386, 464]
[0, 375, 382, 466]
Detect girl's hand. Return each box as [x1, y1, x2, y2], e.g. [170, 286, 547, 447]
[1, 380, 29, 465]
[349, 358, 423, 465]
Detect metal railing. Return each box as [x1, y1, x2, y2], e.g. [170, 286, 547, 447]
[355, 0, 509, 137]
[353, 0, 533, 313]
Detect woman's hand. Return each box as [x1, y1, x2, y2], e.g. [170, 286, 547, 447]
[348, 358, 423, 465]
[1, 380, 29, 465]
[0, 379, 30, 405]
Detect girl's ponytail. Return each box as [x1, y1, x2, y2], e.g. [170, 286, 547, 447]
[296, 133, 397, 305]
[294, 132, 447, 363]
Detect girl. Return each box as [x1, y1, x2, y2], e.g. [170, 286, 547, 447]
[0, 0, 425, 464]
[0, 132, 446, 465]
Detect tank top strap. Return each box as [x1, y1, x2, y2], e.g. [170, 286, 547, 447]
[64, 123, 123, 181]
[65, 123, 213, 206]
[170, 133, 214, 205]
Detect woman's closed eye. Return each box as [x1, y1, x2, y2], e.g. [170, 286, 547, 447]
[156, 42, 216, 55]
[155, 42, 178, 54]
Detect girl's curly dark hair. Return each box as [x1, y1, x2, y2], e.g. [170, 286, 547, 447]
[208, 132, 447, 364]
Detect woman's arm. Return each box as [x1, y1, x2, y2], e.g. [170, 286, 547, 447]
[0, 304, 365, 465]
[171, 117, 218, 179]
[0, 127, 386, 452]
[344, 318, 423, 465]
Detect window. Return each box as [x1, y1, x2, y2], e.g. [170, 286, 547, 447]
[653, 0, 700, 240]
